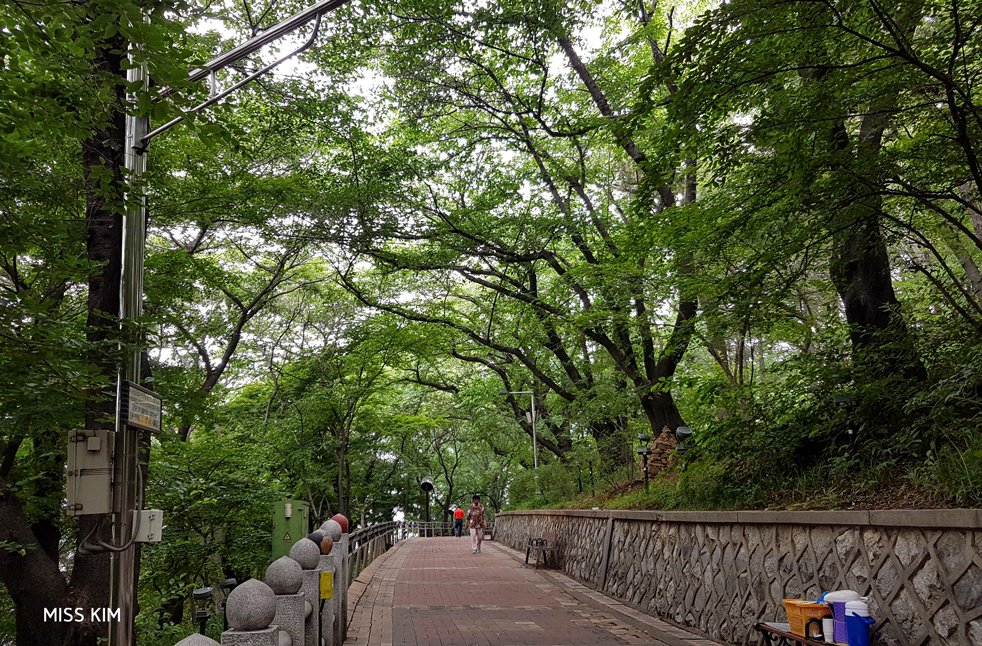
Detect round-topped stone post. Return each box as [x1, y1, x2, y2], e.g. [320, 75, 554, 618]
[290, 536, 322, 646]
[221, 578, 289, 646]
[175, 634, 220, 646]
[266, 556, 305, 646]
[315, 532, 337, 646]
[329, 515, 350, 643]
[319, 520, 344, 645]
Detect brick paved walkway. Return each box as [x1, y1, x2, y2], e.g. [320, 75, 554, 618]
[346, 537, 722, 646]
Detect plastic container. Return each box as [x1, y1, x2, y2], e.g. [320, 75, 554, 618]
[831, 602, 848, 644]
[824, 590, 861, 602]
[846, 614, 875, 646]
[821, 615, 835, 643]
[845, 600, 870, 616]
[783, 599, 831, 638]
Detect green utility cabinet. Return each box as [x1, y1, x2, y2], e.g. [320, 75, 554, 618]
[272, 499, 310, 560]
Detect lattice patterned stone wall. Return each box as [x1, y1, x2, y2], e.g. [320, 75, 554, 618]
[493, 513, 608, 586]
[494, 510, 982, 646]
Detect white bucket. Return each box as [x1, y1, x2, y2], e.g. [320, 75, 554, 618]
[824, 590, 861, 602]
[845, 600, 870, 617]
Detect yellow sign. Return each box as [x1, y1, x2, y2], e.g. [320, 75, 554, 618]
[319, 572, 333, 599]
[283, 533, 291, 541]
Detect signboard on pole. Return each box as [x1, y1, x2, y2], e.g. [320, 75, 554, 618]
[120, 381, 162, 432]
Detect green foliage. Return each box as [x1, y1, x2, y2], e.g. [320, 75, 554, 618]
[137, 429, 282, 630]
[4, 0, 982, 641]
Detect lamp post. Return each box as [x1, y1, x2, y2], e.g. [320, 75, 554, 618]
[219, 577, 237, 632]
[420, 477, 434, 537]
[675, 426, 693, 459]
[192, 586, 214, 635]
[636, 434, 651, 490]
[498, 390, 537, 491]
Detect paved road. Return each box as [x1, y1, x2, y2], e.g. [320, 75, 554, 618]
[346, 537, 722, 646]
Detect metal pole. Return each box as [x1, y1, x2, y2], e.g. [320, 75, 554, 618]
[643, 453, 649, 490]
[531, 392, 538, 493]
[109, 50, 148, 646]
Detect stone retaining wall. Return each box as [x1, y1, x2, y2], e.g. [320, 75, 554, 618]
[494, 509, 982, 646]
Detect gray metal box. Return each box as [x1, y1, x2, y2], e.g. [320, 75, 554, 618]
[66, 429, 114, 516]
[134, 509, 164, 542]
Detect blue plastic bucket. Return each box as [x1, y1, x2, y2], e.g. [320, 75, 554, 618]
[846, 614, 875, 646]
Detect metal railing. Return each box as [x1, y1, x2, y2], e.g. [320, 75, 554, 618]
[403, 521, 455, 537]
[401, 520, 495, 539]
[348, 521, 402, 582]
[346, 520, 496, 581]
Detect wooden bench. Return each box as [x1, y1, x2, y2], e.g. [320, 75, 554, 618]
[754, 622, 826, 646]
[525, 532, 557, 569]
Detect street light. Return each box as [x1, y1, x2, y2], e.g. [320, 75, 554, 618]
[498, 390, 537, 490]
[420, 477, 434, 537]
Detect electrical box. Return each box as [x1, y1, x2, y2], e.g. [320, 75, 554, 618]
[66, 429, 114, 516]
[272, 499, 309, 560]
[134, 509, 164, 543]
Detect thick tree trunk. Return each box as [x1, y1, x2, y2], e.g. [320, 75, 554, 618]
[827, 97, 926, 381]
[1, 25, 127, 641]
[830, 210, 927, 381]
[823, 2, 927, 383]
[0, 487, 73, 646]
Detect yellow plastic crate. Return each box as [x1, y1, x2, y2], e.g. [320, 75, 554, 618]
[783, 599, 830, 638]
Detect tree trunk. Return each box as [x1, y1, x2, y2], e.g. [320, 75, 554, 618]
[827, 100, 926, 381]
[0, 490, 73, 646]
[0, 26, 129, 645]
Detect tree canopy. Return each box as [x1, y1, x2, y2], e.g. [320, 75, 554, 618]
[2, 0, 981, 642]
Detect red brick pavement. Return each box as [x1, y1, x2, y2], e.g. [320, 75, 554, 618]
[346, 537, 723, 646]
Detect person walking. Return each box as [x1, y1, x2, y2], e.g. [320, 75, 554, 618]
[453, 506, 465, 537]
[466, 495, 487, 553]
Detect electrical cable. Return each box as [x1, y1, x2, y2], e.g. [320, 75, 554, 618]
[80, 460, 145, 553]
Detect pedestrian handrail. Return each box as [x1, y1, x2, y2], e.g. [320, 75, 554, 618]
[399, 520, 495, 538]
[403, 520, 454, 537]
[348, 521, 402, 582]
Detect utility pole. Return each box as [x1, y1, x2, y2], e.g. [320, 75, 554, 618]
[108, 2, 351, 644]
[107, 54, 149, 646]
[499, 390, 538, 493]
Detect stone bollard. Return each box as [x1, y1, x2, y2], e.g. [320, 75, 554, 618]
[317, 550, 336, 646]
[221, 578, 288, 646]
[289, 538, 322, 646]
[319, 520, 343, 646]
[266, 556, 306, 646]
[329, 514, 349, 642]
[176, 634, 220, 646]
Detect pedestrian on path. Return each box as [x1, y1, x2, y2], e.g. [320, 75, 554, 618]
[466, 495, 486, 553]
[453, 506, 464, 537]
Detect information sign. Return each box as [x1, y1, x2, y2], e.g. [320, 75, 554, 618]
[121, 381, 162, 432]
